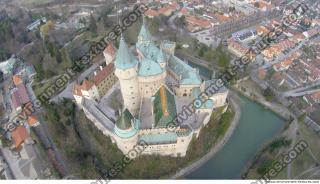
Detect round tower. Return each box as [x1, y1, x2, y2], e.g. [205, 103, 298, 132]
[113, 109, 139, 154]
[114, 36, 141, 116]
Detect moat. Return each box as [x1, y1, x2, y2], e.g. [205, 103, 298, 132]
[186, 93, 285, 179]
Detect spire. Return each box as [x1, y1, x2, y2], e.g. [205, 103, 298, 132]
[137, 17, 152, 44]
[114, 35, 137, 70]
[116, 109, 133, 130]
[157, 48, 166, 63]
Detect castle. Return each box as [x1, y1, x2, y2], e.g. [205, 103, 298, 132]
[73, 19, 228, 157]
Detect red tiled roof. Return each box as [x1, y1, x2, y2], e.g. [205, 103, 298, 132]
[311, 91, 320, 100]
[104, 43, 116, 56]
[213, 13, 230, 22]
[11, 84, 30, 109]
[180, 8, 188, 15]
[228, 38, 249, 55]
[27, 115, 39, 126]
[145, 9, 158, 17]
[11, 125, 29, 148]
[80, 80, 94, 91]
[92, 63, 114, 86]
[73, 84, 83, 96]
[258, 68, 267, 79]
[185, 15, 211, 28]
[13, 75, 23, 86]
[256, 25, 269, 35]
[254, 1, 273, 9]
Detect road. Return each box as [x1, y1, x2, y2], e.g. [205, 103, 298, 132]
[26, 81, 69, 177]
[282, 80, 320, 97]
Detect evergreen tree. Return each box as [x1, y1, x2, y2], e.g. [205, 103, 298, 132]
[89, 14, 97, 37]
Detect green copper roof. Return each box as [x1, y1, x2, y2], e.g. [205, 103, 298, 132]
[191, 87, 213, 109]
[136, 19, 158, 59]
[192, 87, 201, 98]
[138, 57, 163, 77]
[139, 132, 177, 145]
[153, 87, 176, 128]
[157, 49, 166, 63]
[115, 36, 138, 70]
[203, 99, 214, 109]
[116, 109, 133, 130]
[168, 56, 201, 86]
[137, 20, 152, 45]
[114, 118, 139, 139]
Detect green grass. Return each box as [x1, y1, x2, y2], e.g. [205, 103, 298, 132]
[22, 0, 53, 6]
[245, 119, 320, 179]
[298, 120, 320, 160]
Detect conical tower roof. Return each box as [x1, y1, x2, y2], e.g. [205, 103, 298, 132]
[116, 109, 133, 130]
[115, 36, 137, 70]
[138, 57, 163, 77]
[138, 17, 152, 44]
[157, 48, 166, 63]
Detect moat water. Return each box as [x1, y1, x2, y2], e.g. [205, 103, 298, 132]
[185, 62, 285, 179]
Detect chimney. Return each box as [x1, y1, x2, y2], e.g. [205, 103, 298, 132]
[100, 66, 103, 71]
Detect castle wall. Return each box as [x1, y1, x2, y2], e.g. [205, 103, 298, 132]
[210, 91, 229, 108]
[96, 72, 118, 97]
[174, 85, 200, 97]
[138, 72, 166, 98]
[81, 86, 100, 101]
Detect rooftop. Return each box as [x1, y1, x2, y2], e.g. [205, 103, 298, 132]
[139, 132, 177, 145]
[11, 125, 30, 148]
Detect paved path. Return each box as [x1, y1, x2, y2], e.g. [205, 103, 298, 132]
[170, 94, 241, 179]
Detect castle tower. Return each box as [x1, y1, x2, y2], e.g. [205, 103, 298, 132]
[114, 36, 140, 116]
[136, 17, 153, 57]
[157, 48, 167, 68]
[114, 109, 139, 154]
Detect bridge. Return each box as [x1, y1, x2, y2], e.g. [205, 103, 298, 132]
[282, 80, 320, 97]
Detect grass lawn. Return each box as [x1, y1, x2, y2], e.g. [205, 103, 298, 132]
[33, 81, 53, 97]
[22, 0, 53, 6]
[245, 119, 320, 179]
[298, 120, 320, 160]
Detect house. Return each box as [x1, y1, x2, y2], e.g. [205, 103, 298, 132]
[12, 75, 23, 86]
[103, 43, 116, 65]
[11, 125, 31, 148]
[27, 115, 40, 127]
[73, 63, 117, 104]
[11, 84, 30, 112]
[227, 38, 249, 57]
[185, 15, 211, 32]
